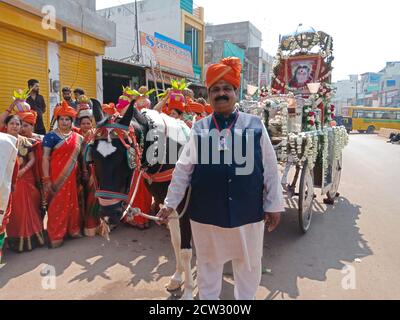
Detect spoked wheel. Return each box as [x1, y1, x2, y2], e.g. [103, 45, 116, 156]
[298, 161, 315, 234]
[324, 154, 343, 205]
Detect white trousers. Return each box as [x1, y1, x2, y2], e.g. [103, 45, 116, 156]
[197, 258, 262, 300]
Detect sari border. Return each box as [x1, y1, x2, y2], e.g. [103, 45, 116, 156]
[53, 133, 83, 194]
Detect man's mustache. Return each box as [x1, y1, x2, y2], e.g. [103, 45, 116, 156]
[215, 95, 229, 102]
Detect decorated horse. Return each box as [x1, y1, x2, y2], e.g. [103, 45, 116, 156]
[87, 99, 194, 300]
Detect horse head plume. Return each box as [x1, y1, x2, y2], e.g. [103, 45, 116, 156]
[119, 101, 135, 127]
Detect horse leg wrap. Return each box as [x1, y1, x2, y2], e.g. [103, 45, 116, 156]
[166, 212, 184, 291]
[180, 248, 194, 300]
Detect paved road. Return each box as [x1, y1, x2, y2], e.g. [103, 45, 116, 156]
[0, 134, 399, 300]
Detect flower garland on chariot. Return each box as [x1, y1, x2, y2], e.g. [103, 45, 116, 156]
[263, 94, 348, 169]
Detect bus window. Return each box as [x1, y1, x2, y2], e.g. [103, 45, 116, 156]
[354, 111, 365, 118]
[374, 112, 383, 119]
[382, 112, 396, 120]
[365, 112, 374, 119]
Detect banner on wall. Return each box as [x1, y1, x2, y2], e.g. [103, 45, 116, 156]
[140, 32, 194, 78]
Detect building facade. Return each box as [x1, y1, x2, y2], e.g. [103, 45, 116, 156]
[97, 0, 205, 86]
[205, 39, 245, 98]
[357, 72, 382, 107]
[378, 62, 400, 108]
[205, 21, 273, 96]
[246, 47, 274, 89]
[356, 66, 400, 108]
[333, 75, 359, 115]
[0, 0, 116, 129]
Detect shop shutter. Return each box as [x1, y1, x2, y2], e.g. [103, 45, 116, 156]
[0, 26, 49, 127]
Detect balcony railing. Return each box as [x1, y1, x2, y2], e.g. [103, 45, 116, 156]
[193, 5, 204, 20]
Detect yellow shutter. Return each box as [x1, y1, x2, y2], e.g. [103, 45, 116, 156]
[0, 26, 49, 127]
[59, 46, 97, 99]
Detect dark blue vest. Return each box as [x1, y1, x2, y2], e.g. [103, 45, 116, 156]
[188, 112, 265, 228]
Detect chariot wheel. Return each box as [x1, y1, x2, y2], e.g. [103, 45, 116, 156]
[325, 154, 343, 203]
[298, 161, 315, 234]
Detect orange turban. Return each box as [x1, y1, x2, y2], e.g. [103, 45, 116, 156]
[54, 101, 77, 119]
[168, 91, 186, 113]
[17, 110, 37, 125]
[185, 96, 194, 104]
[206, 57, 242, 89]
[102, 103, 119, 116]
[187, 101, 205, 114]
[204, 104, 213, 115]
[168, 102, 186, 114]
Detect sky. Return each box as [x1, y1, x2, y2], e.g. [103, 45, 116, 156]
[96, 0, 399, 82]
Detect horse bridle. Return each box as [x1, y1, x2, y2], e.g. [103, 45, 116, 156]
[87, 114, 189, 223]
[87, 120, 143, 209]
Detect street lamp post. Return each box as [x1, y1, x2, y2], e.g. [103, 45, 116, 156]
[355, 78, 358, 105]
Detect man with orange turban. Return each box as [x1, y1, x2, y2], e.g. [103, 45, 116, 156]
[187, 100, 206, 123]
[204, 104, 213, 115]
[158, 57, 284, 300]
[102, 103, 119, 117]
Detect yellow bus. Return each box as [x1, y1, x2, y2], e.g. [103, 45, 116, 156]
[341, 106, 400, 134]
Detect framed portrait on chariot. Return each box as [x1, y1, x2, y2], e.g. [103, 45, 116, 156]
[285, 55, 323, 93]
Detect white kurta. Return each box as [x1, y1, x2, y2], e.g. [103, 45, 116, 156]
[164, 113, 284, 271]
[0, 133, 17, 225]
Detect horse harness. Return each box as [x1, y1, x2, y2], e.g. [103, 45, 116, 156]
[85, 115, 175, 219]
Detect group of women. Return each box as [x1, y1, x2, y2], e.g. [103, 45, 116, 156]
[0, 96, 102, 253]
[0, 84, 212, 259]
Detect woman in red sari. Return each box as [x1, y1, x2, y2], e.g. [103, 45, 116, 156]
[18, 111, 47, 219]
[77, 109, 100, 237]
[42, 102, 83, 248]
[1, 114, 45, 252]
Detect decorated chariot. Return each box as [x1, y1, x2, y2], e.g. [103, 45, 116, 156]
[244, 26, 349, 232]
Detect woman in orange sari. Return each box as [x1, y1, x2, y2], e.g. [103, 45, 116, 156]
[42, 102, 83, 248]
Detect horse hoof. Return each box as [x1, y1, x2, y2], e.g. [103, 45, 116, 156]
[165, 279, 183, 292]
